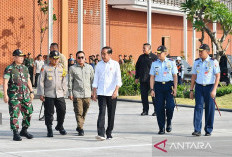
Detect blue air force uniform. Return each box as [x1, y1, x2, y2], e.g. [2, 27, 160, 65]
[192, 55, 220, 134]
[150, 57, 178, 132]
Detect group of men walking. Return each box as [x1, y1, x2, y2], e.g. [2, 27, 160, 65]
[135, 43, 220, 135]
[3, 42, 220, 141]
[3, 44, 121, 141]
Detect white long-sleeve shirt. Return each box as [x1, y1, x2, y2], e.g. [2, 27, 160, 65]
[92, 59, 122, 96]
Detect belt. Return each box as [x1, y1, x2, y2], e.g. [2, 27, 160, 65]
[155, 81, 173, 85]
[196, 83, 214, 87]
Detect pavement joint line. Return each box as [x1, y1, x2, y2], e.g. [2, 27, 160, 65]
[1, 144, 152, 154]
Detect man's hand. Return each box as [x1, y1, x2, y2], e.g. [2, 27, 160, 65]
[30, 93, 34, 101]
[150, 90, 155, 97]
[210, 89, 217, 99]
[112, 90, 118, 99]
[172, 89, 177, 97]
[190, 91, 194, 100]
[4, 95, 9, 103]
[92, 93, 97, 101]
[135, 79, 139, 84]
[69, 96, 73, 101]
[40, 96, 45, 102]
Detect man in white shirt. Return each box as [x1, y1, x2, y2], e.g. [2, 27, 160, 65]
[92, 46, 122, 141]
[34, 54, 44, 88]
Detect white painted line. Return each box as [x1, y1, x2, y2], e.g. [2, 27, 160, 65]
[2, 144, 152, 154]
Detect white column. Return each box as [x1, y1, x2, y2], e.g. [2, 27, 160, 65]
[183, 14, 188, 61]
[78, 0, 83, 51]
[100, 0, 106, 48]
[192, 19, 196, 64]
[48, 0, 53, 54]
[213, 22, 217, 54]
[147, 0, 152, 45]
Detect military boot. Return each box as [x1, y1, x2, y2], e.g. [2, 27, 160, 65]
[47, 125, 53, 137]
[20, 127, 34, 139]
[13, 130, 22, 141]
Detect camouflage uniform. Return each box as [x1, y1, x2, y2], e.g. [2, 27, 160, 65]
[4, 62, 33, 130]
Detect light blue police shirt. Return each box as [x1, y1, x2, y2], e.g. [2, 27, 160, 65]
[192, 56, 220, 85]
[149, 57, 178, 82]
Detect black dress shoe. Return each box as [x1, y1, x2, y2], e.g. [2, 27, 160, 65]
[205, 132, 211, 136]
[141, 111, 148, 116]
[47, 125, 53, 137]
[166, 125, 172, 132]
[20, 128, 34, 139]
[78, 129, 84, 136]
[13, 130, 22, 141]
[106, 134, 113, 139]
[152, 112, 156, 116]
[55, 126, 67, 135]
[192, 131, 201, 136]
[158, 129, 165, 135]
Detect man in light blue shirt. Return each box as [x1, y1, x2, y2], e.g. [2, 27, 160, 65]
[190, 44, 220, 136]
[150, 45, 178, 134]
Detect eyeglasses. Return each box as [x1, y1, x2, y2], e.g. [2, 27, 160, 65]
[77, 56, 84, 59]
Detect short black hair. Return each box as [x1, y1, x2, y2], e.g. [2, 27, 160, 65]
[38, 54, 42, 57]
[143, 43, 151, 49]
[102, 46, 112, 54]
[119, 55, 122, 57]
[76, 51, 85, 57]
[51, 43, 59, 48]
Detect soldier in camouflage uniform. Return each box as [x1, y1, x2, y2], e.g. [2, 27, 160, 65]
[24, 52, 34, 85]
[3, 49, 34, 141]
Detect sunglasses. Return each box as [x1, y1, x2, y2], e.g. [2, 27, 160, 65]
[77, 56, 84, 59]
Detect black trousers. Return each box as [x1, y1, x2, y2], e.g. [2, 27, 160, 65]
[140, 82, 155, 112]
[28, 67, 33, 85]
[44, 97, 66, 127]
[97, 95, 117, 137]
[35, 73, 40, 88]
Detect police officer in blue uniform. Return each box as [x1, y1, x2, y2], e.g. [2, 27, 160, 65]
[190, 44, 220, 136]
[150, 45, 178, 134]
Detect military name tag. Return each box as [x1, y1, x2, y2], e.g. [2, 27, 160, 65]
[163, 72, 167, 76]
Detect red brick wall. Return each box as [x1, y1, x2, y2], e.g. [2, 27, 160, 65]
[0, 0, 61, 84]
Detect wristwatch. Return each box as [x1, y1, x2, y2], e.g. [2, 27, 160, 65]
[190, 89, 194, 92]
[30, 91, 34, 94]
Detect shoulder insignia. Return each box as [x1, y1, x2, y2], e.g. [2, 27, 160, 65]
[168, 58, 174, 61]
[41, 68, 44, 72]
[210, 58, 215, 60]
[195, 58, 200, 61]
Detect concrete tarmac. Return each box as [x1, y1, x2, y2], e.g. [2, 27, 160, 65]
[0, 99, 231, 157]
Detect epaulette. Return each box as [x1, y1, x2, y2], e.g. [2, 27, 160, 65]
[153, 59, 158, 62]
[210, 58, 215, 60]
[168, 58, 174, 61]
[195, 58, 200, 61]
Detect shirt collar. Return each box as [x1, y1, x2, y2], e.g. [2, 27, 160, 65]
[158, 57, 167, 62]
[103, 58, 112, 64]
[13, 62, 22, 68]
[77, 63, 85, 67]
[200, 55, 210, 62]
